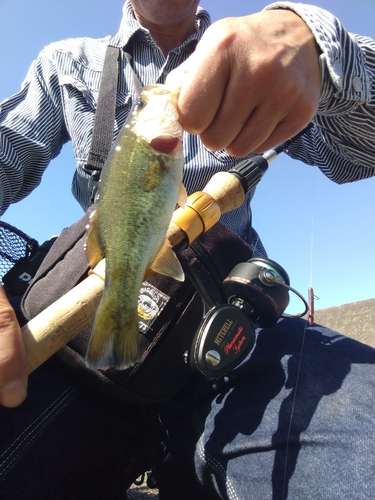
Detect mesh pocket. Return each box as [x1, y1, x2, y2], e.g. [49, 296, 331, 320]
[0, 221, 38, 283]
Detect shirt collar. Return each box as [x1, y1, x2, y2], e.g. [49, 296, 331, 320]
[110, 0, 211, 50]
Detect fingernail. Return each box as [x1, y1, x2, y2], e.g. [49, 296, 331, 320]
[0, 380, 27, 407]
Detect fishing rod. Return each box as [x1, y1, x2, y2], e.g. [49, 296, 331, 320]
[22, 125, 311, 373]
[166, 125, 311, 255]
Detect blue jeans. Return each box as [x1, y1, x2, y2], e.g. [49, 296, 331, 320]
[1, 318, 374, 499]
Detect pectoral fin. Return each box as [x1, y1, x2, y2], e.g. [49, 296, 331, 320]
[85, 210, 105, 268]
[140, 160, 165, 192]
[150, 240, 184, 281]
[178, 182, 187, 209]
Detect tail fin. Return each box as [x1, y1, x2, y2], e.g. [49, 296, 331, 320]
[86, 301, 139, 370]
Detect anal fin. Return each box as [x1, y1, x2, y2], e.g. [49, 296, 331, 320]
[150, 240, 184, 281]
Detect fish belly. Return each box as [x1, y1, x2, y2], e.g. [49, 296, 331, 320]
[86, 131, 182, 369]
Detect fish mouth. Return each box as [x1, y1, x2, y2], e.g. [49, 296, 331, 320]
[132, 84, 183, 147]
[149, 136, 180, 154]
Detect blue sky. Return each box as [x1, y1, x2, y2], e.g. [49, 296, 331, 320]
[0, 0, 374, 313]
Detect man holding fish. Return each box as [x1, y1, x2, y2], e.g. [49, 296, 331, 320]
[0, 1, 374, 498]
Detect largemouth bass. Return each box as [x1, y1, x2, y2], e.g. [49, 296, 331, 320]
[85, 84, 186, 370]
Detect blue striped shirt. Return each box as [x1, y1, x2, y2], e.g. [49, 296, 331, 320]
[0, 1, 374, 257]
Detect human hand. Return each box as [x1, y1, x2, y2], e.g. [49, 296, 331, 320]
[167, 9, 321, 156]
[0, 286, 28, 407]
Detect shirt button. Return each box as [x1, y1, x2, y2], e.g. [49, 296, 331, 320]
[352, 76, 362, 92]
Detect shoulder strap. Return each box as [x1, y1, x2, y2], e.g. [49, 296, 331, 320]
[84, 46, 120, 197]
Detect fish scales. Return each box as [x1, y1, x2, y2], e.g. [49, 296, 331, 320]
[85, 84, 186, 370]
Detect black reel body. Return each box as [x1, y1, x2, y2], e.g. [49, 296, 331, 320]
[188, 258, 306, 379]
[189, 303, 256, 378]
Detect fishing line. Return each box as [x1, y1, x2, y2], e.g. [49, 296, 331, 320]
[307, 166, 318, 324]
[251, 229, 262, 257]
[309, 210, 314, 289]
[282, 158, 317, 495]
[281, 169, 317, 488]
[309, 166, 317, 289]
[282, 161, 320, 494]
[282, 316, 309, 499]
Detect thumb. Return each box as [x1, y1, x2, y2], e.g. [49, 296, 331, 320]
[0, 286, 28, 407]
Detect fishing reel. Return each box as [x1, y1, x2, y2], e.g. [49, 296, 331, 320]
[187, 258, 308, 379]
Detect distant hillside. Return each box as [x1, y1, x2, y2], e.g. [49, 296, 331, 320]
[310, 298, 375, 348]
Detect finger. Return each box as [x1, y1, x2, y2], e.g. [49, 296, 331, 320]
[0, 287, 28, 407]
[198, 64, 264, 153]
[200, 55, 317, 156]
[250, 117, 314, 155]
[170, 35, 230, 135]
[225, 117, 306, 157]
[224, 88, 318, 156]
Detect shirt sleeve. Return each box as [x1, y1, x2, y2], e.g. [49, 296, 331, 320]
[264, 2, 375, 184]
[0, 46, 70, 216]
